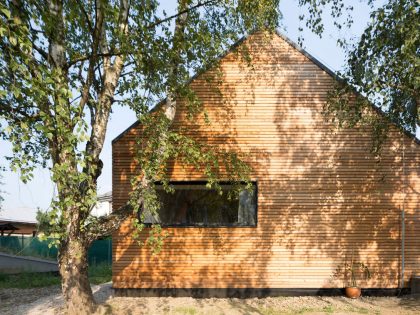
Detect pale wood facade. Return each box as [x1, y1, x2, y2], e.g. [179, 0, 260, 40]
[112, 32, 419, 290]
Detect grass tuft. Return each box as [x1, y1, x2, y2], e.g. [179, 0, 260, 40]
[88, 263, 112, 284]
[173, 306, 198, 315]
[344, 306, 370, 314]
[295, 306, 316, 314]
[0, 263, 112, 288]
[323, 305, 335, 313]
[0, 272, 61, 288]
[259, 307, 281, 315]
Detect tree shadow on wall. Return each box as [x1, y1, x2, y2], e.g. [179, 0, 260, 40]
[112, 32, 279, 292]
[112, 31, 419, 293]
[271, 44, 419, 289]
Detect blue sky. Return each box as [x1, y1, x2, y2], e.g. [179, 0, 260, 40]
[0, 0, 395, 221]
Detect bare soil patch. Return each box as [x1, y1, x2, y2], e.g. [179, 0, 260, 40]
[0, 283, 418, 315]
[0, 286, 61, 315]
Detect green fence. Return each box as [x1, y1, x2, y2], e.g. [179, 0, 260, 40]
[0, 236, 112, 265]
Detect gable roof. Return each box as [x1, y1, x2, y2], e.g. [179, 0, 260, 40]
[112, 30, 419, 145]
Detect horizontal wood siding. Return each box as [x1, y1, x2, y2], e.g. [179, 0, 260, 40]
[112, 32, 419, 289]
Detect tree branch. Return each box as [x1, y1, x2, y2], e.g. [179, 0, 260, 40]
[74, 0, 93, 33]
[147, 0, 218, 29]
[32, 42, 49, 61]
[66, 51, 125, 69]
[65, 0, 220, 68]
[76, 0, 105, 122]
[80, 0, 130, 211]
[85, 204, 133, 241]
[85, 0, 129, 161]
[0, 100, 40, 120]
[47, 0, 66, 68]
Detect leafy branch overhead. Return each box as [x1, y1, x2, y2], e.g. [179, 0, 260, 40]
[324, 0, 419, 149]
[0, 0, 392, 313]
[0, 1, 284, 311]
[0, 0, 278, 236]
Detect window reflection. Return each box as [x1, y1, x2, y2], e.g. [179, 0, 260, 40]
[142, 183, 257, 226]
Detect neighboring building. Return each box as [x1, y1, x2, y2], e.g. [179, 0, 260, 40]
[0, 206, 37, 223]
[91, 191, 112, 217]
[0, 219, 37, 236]
[112, 31, 419, 295]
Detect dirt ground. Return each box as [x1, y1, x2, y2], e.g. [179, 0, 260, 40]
[0, 283, 419, 315]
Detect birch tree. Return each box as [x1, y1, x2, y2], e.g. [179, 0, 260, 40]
[0, 0, 361, 313]
[324, 0, 419, 149]
[0, 0, 282, 312]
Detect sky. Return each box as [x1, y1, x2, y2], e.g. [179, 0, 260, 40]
[0, 0, 398, 222]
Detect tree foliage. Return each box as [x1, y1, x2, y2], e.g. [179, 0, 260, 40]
[324, 0, 419, 149]
[0, 0, 283, 312]
[0, 0, 280, 241]
[296, 0, 358, 46]
[0, 0, 374, 312]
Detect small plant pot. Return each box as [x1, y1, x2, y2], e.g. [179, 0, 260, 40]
[345, 287, 361, 299]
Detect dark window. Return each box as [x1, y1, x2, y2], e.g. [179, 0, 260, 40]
[142, 182, 257, 227]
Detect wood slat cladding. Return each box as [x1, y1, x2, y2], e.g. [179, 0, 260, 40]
[112, 32, 419, 290]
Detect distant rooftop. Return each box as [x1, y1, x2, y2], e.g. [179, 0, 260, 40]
[0, 206, 38, 223]
[0, 218, 37, 225]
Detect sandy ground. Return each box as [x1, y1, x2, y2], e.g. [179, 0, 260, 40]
[0, 283, 419, 315]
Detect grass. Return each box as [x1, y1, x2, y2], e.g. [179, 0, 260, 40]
[259, 307, 281, 315]
[344, 306, 370, 314]
[259, 306, 318, 315]
[172, 306, 198, 315]
[0, 272, 61, 288]
[259, 304, 373, 315]
[322, 305, 335, 313]
[0, 263, 112, 288]
[295, 306, 316, 314]
[88, 263, 112, 284]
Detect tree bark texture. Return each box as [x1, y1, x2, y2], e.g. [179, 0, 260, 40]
[58, 235, 95, 314]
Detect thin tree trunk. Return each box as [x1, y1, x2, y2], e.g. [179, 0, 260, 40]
[140, 1, 188, 185]
[58, 236, 95, 315]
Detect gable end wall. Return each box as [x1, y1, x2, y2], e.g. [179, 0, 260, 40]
[112, 32, 419, 290]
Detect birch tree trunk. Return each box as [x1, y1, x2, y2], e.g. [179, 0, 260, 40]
[59, 231, 95, 315]
[140, 1, 189, 189]
[53, 0, 129, 312]
[1, 0, 283, 313]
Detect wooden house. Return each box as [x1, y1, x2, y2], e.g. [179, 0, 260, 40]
[112, 31, 419, 296]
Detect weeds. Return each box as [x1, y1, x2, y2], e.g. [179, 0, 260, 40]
[172, 306, 197, 315]
[0, 272, 61, 288]
[89, 263, 112, 284]
[0, 263, 112, 288]
[323, 305, 335, 313]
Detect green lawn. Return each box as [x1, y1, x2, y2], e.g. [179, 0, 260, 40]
[88, 263, 112, 285]
[0, 263, 112, 288]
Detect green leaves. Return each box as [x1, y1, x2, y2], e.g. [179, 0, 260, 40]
[296, 0, 357, 46]
[0, 0, 284, 255]
[1, 7, 11, 19]
[325, 0, 419, 152]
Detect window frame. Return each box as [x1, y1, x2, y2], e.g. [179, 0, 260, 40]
[139, 181, 258, 228]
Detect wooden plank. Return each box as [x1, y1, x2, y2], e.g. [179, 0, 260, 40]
[112, 31, 419, 289]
